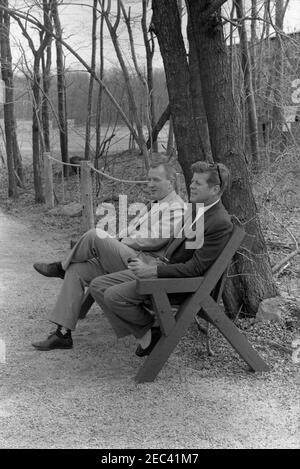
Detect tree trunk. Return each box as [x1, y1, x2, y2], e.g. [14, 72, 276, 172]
[41, 49, 51, 152]
[84, 0, 97, 161]
[51, 0, 68, 175]
[103, 1, 149, 169]
[41, 0, 52, 153]
[152, 0, 205, 189]
[187, 15, 212, 161]
[0, 1, 23, 195]
[146, 104, 171, 149]
[235, 0, 260, 169]
[186, 0, 277, 315]
[2, 93, 17, 197]
[95, 3, 105, 167]
[271, 0, 284, 142]
[12, 3, 52, 202]
[32, 56, 45, 203]
[166, 116, 174, 156]
[142, 0, 157, 152]
[250, 0, 257, 90]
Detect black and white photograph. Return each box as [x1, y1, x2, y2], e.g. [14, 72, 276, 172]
[0, 0, 299, 451]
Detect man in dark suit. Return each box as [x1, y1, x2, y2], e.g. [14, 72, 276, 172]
[89, 161, 233, 356]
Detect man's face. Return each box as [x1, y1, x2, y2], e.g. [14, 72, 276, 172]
[148, 165, 173, 201]
[189, 172, 219, 205]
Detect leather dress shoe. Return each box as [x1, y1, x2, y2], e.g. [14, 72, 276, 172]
[32, 330, 73, 351]
[33, 261, 65, 279]
[135, 327, 162, 357]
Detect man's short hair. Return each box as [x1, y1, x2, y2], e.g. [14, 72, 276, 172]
[191, 161, 230, 193]
[149, 153, 177, 182]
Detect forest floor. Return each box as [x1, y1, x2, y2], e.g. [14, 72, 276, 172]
[0, 150, 299, 449]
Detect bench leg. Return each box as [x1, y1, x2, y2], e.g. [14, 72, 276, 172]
[135, 295, 269, 383]
[135, 327, 186, 383]
[135, 303, 199, 383]
[200, 296, 270, 372]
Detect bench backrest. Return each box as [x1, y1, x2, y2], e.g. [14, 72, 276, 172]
[175, 224, 246, 321]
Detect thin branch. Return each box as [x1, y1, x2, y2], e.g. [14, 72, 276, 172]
[221, 14, 241, 27]
[120, 0, 146, 86]
[13, 14, 36, 53]
[263, 205, 299, 274]
[272, 250, 299, 274]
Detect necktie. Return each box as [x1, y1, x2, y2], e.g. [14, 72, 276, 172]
[164, 204, 197, 259]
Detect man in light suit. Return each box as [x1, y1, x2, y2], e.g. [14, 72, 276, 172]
[88, 161, 233, 356]
[32, 158, 185, 350]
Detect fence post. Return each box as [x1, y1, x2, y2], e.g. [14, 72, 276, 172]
[80, 160, 94, 231]
[43, 152, 54, 208]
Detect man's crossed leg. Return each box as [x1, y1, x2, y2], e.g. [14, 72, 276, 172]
[32, 229, 157, 351]
[32, 230, 141, 350]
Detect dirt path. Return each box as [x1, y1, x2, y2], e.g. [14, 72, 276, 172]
[0, 210, 299, 449]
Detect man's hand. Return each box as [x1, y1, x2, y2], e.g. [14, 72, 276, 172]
[127, 258, 157, 278]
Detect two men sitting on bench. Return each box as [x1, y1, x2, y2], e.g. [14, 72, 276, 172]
[32, 159, 232, 357]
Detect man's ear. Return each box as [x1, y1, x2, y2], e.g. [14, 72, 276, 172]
[213, 184, 221, 195]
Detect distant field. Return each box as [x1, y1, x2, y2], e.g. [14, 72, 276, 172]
[1, 120, 170, 164]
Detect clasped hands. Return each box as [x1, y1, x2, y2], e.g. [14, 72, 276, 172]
[127, 257, 157, 278]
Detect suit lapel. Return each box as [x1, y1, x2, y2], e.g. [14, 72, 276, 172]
[164, 202, 223, 259]
[164, 203, 197, 258]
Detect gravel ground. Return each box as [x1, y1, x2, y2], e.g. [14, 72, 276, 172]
[0, 209, 299, 449]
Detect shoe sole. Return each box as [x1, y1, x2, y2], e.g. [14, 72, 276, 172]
[33, 265, 64, 279]
[135, 330, 161, 357]
[32, 344, 73, 351]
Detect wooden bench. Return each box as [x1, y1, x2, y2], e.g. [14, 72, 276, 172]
[79, 225, 270, 382]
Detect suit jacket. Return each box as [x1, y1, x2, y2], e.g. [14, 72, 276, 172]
[157, 201, 233, 278]
[121, 190, 185, 253]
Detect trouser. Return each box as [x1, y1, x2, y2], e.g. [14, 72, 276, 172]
[48, 229, 156, 330]
[89, 270, 154, 339]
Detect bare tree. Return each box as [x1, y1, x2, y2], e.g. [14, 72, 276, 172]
[11, 3, 52, 203]
[99, 0, 149, 168]
[84, 0, 97, 161]
[0, 0, 23, 197]
[141, 0, 157, 151]
[51, 0, 68, 175]
[0, 2, 17, 198]
[95, 0, 105, 166]
[235, 0, 260, 168]
[41, 0, 52, 153]
[187, 12, 212, 161]
[271, 0, 290, 140]
[152, 0, 205, 187]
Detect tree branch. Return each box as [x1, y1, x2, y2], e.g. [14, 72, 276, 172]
[146, 104, 171, 149]
[120, 0, 146, 86]
[282, 0, 290, 22]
